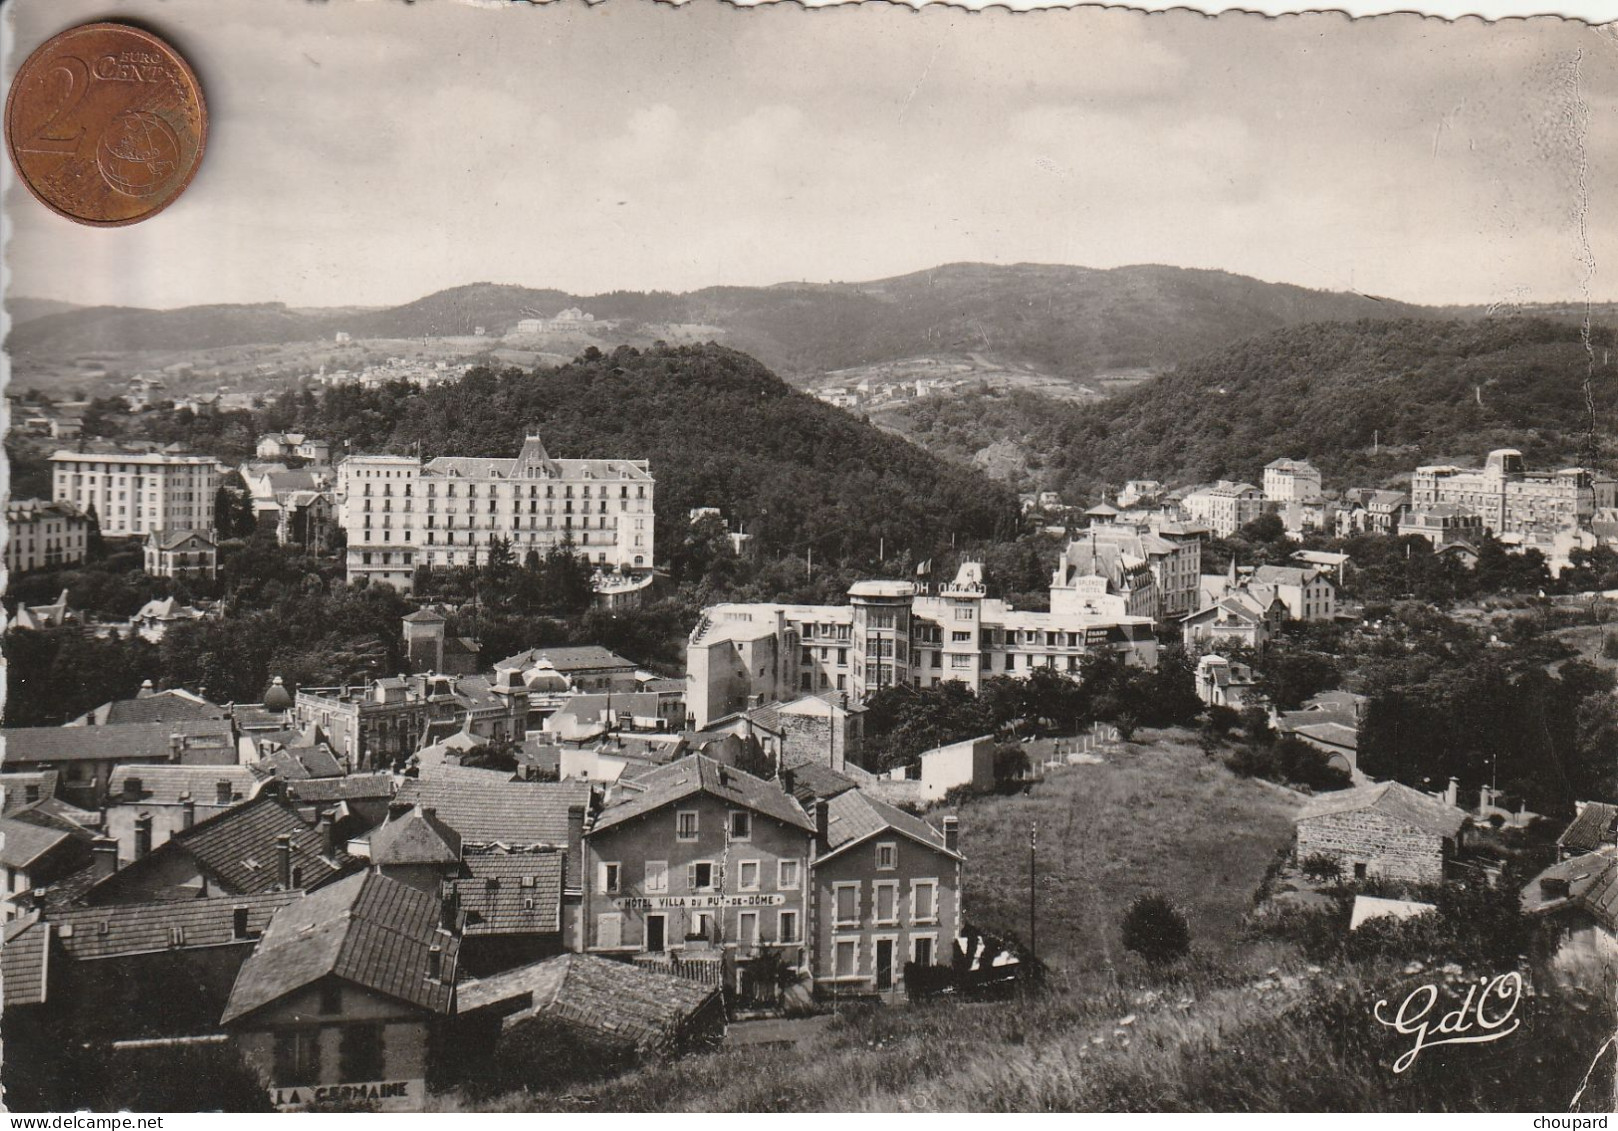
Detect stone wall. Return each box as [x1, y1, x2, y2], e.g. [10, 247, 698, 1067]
[1295, 806, 1446, 884]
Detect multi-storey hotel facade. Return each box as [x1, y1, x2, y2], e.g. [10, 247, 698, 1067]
[50, 449, 220, 539]
[336, 436, 654, 593]
[1411, 448, 1597, 536]
[686, 561, 1158, 730]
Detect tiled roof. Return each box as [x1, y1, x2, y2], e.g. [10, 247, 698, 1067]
[167, 792, 360, 895]
[370, 806, 462, 866]
[394, 778, 589, 885]
[2, 719, 236, 766]
[493, 646, 637, 673]
[552, 693, 664, 725]
[148, 529, 216, 551]
[285, 773, 396, 804]
[1523, 851, 1618, 932]
[819, 788, 963, 862]
[1289, 721, 1359, 752]
[46, 891, 303, 960]
[591, 755, 814, 837]
[1558, 803, 1618, 855]
[75, 691, 227, 727]
[457, 953, 720, 1052]
[0, 815, 73, 869]
[258, 743, 345, 781]
[450, 850, 565, 935]
[0, 770, 60, 814]
[222, 873, 458, 1022]
[403, 608, 447, 624]
[3, 918, 49, 1007]
[785, 763, 859, 805]
[1250, 565, 1321, 588]
[1296, 781, 1467, 839]
[107, 765, 260, 807]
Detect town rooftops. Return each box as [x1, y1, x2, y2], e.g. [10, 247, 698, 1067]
[146, 529, 217, 551]
[782, 762, 860, 806]
[1522, 851, 1618, 932]
[450, 849, 565, 936]
[1288, 721, 1360, 752]
[285, 772, 396, 805]
[1265, 458, 1320, 472]
[1558, 802, 1618, 856]
[1291, 550, 1351, 569]
[1, 770, 60, 813]
[108, 765, 260, 807]
[820, 788, 963, 863]
[370, 805, 463, 866]
[70, 688, 226, 727]
[493, 645, 638, 674]
[222, 872, 459, 1023]
[393, 777, 589, 881]
[456, 952, 720, 1053]
[1249, 564, 1323, 588]
[591, 754, 814, 837]
[403, 608, 447, 624]
[1295, 781, 1468, 839]
[257, 740, 345, 781]
[2, 719, 237, 767]
[45, 891, 303, 961]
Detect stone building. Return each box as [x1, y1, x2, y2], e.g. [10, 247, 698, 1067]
[1294, 781, 1469, 884]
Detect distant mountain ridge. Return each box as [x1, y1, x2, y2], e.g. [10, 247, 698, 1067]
[7, 263, 1451, 383]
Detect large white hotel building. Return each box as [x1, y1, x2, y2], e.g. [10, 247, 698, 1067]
[337, 435, 654, 593]
[49, 449, 220, 538]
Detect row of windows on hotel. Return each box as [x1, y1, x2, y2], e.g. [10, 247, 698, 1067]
[356, 481, 647, 499]
[360, 497, 638, 515]
[356, 524, 646, 548]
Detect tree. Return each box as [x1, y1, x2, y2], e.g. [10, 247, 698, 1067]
[1120, 893, 1191, 965]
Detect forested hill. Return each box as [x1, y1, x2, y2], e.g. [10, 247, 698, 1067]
[9, 264, 1432, 383]
[251, 343, 1019, 563]
[885, 317, 1618, 497]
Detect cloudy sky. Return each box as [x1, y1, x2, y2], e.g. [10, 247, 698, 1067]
[4, 0, 1616, 309]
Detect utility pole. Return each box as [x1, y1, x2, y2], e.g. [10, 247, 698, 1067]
[1028, 822, 1038, 967]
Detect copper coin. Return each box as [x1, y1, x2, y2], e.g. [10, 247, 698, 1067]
[5, 22, 206, 227]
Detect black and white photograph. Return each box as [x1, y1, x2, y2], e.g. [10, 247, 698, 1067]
[2, 0, 1616, 1115]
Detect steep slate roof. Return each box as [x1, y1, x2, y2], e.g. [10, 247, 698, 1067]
[0, 770, 60, 813]
[393, 778, 589, 886]
[1250, 565, 1323, 588]
[1523, 851, 1618, 932]
[457, 953, 720, 1052]
[46, 891, 303, 960]
[0, 815, 73, 869]
[258, 743, 345, 781]
[1296, 781, 1468, 839]
[222, 872, 458, 1022]
[147, 529, 216, 551]
[108, 765, 260, 806]
[819, 789, 963, 863]
[2, 719, 236, 766]
[3, 918, 49, 1007]
[164, 792, 359, 894]
[591, 755, 814, 837]
[1558, 803, 1618, 856]
[370, 805, 462, 866]
[451, 850, 565, 935]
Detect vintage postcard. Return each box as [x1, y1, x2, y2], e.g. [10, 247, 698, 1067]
[1, 0, 1615, 1116]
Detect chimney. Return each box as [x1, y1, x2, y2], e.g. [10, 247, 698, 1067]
[316, 813, 337, 856]
[275, 832, 293, 889]
[815, 799, 829, 849]
[780, 767, 796, 797]
[1541, 875, 1571, 900]
[137, 679, 156, 699]
[134, 812, 153, 859]
[439, 890, 460, 932]
[1445, 777, 1460, 808]
[943, 815, 959, 853]
[123, 776, 143, 802]
[427, 944, 443, 982]
[567, 804, 586, 853]
[91, 836, 119, 879]
[216, 779, 233, 806]
[180, 792, 196, 829]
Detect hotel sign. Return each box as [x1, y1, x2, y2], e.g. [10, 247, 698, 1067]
[271, 1078, 424, 1111]
[612, 893, 787, 910]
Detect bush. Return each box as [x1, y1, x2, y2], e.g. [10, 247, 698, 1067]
[1121, 893, 1192, 965]
[1300, 853, 1343, 883]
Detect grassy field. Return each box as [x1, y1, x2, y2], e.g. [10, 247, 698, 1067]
[953, 727, 1302, 980]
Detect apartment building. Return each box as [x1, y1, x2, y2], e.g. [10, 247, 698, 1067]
[686, 561, 1158, 730]
[1262, 458, 1323, 504]
[1077, 524, 1203, 620]
[4, 499, 89, 575]
[336, 436, 654, 593]
[1182, 481, 1265, 537]
[50, 449, 220, 539]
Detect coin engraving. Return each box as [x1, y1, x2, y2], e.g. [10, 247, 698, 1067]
[5, 23, 206, 226]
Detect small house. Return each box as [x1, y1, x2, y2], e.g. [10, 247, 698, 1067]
[1294, 781, 1468, 884]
